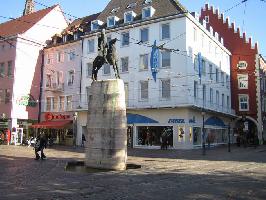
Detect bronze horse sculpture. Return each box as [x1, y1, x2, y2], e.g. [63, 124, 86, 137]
[92, 38, 120, 81]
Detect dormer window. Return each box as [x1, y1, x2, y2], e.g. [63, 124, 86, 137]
[91, 20, 103, 31]
[62, 35, 67, 43]
[124, 11, 136, 23]
[74, 33, 78, 40]
[107, 16, 119, 27]
[142, 6, 155, 19]
[144, 0, 152, 4]
[127, 2, 137, 9]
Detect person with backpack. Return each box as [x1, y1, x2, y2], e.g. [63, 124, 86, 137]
[34, 133, 47, 160]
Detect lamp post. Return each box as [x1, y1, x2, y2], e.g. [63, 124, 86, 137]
[73, 112, 77, 147]
[201, 110, 206, 155]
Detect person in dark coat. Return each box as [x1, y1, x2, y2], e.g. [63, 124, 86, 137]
[34, 133, 47, 160]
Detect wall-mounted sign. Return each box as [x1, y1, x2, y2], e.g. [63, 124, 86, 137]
[150, 40, 159, 82]
[16, 94, 37, 107]
[237, 61, 248, 69]
[45, 113, 71, 121]
[168, 119, 185, 124]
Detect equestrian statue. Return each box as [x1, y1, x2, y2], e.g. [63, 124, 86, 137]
[92, 29, 120, 81]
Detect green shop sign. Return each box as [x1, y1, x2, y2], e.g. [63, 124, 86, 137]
[17, 94, 37, 107]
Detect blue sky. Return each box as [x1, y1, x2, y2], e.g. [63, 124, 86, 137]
[0, 0, 265, 57]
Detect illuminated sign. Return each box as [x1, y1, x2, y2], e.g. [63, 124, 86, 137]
[45, 113, 71, 121]
[16, 94, 37, 107]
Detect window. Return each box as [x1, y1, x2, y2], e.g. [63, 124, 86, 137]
[194, 81, 198, 99]
[142, 6, 154, 19]
[210, 88, 213, 104]
[66, 96, 72, 110]
[52, 97, 57, 111]
[140, 28, 149, 43]
[121, 57, 129, 72]
[222, 94, 224, 108]
[216, 68, 219, 83]
[68, 70, 74, 86]
[161, 23, 170, 40]
[7, 61, 12, 78]
[209, 64, 213, 80]
[47, 54, 52, 64]
[216, 91, 219, 106]
[202, 59, 206, 76]
[203, 84, 206, 105]
[69, 50, 75, 61]
[91, 20, 103, 30]
[140, 81, 148, 100]
[238, 74, 248, 89]
[161, 51, 170, 68]
[227, 96, 230, 109]
[0, 63, 5, 77]
[63, 35, 67, 43]
[107, 16, 115, 27]
[74, 33, 78, 40]
[226, 75, 229, 88]
[124, 11, 136, 23]
[4, 89, 10, 104]
[221, 72, 224, 86]
[139, 54, 149, 70]
[193, 27, 197, 42]
[124, 82, 129, 105]
[57, 52, 64, 63]
[56, 71, 64, 86]
[46, 97, 52, 111]
[121, 32, 129, 46]
[194, 55, 198, 71]
[86, 63, 93, 77]
[0, 89, 4, 104]
[161, 79, 170, 99]
[103, 64, 110, 75]
[59, 96, 65, 111]
[46, 74, 52, 88]
[87, 39, 95, 53]
[239, 94, 249, 111]
[237, 61, 248, 69]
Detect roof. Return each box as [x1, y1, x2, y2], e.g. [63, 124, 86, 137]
[62, 12, 100, 34]
[96, 0, 187, 26]
[0, 5, 58, 38]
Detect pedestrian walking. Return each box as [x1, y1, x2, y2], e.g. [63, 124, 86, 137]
[34, 133, 47, 160]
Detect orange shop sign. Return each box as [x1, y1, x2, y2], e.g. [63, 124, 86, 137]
[45, 113, 71, 121]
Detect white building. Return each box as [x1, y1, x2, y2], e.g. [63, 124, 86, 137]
[77, 0, 234, 149]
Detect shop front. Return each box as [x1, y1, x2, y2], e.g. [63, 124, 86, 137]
[127, 108, 232, 149]
[31, 112, 74, 146]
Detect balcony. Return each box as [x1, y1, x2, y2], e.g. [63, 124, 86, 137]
[45, 83, 64, 92]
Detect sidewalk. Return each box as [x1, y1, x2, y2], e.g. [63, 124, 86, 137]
[0, 144, 265, 200]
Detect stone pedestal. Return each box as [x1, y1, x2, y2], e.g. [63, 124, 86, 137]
[85, 79, 127, 170]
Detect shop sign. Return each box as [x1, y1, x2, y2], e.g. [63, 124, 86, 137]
[189, 116, 196, 123]
[168, 119, 185, 124]
[16, 94, 37, 107]
[45, 113, 71, 121]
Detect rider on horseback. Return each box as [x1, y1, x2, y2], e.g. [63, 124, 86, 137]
[98, 29, 108, 63]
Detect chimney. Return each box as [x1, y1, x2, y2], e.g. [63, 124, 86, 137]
[23, 0, 35, 16]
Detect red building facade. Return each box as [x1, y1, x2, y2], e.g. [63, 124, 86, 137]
[200, 4, 265, 143]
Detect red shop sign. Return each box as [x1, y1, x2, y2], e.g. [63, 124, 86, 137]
[45, 113, 71, 121]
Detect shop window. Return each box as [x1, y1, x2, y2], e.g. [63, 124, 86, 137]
[193, 127, 201, 145]
[136, 126, 173, 147]
[178, 127, 185, 142]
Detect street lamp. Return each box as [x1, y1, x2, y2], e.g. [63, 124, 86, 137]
[201, 110, 206, 155]
[73, 112, 77, 146]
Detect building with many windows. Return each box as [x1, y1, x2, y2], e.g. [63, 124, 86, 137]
[77, 0, 234, 149]
[0, 3, 68, 142]
[200, 4, 266, 144]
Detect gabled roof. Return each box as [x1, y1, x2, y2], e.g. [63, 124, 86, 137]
[96, 0, 187, 25]
[0, 5, 58, 38]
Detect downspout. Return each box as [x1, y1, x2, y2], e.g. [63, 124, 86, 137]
[38, 50, 44, 123]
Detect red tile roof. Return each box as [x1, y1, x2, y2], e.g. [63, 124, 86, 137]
[0, 5, 58, 38]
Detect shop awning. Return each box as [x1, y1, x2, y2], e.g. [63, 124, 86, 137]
[30, 120, 72, 129]
[127, 113, 158, 124]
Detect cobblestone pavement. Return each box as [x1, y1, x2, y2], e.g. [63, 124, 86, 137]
[0, 144, 265, 200]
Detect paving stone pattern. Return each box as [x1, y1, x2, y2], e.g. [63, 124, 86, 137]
[0, 145, 265, 200]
